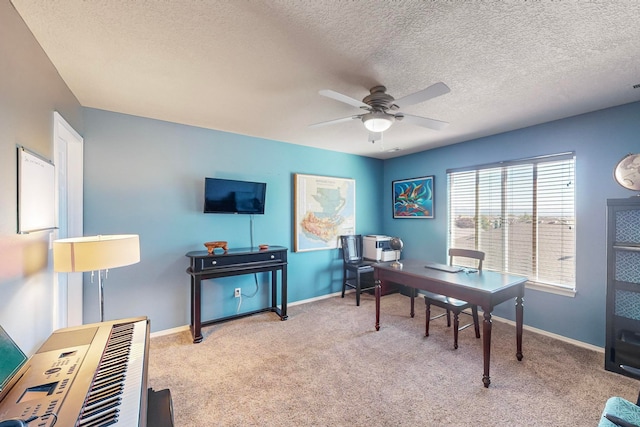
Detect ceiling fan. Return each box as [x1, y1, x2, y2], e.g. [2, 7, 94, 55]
[310, 82, 451, 143]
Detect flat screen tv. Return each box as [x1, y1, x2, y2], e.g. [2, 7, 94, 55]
[204, 177, 266, 214]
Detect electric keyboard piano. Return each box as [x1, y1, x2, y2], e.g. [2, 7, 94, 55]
[0, 317, 171, 427]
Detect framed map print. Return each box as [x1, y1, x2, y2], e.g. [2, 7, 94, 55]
[294, 174, 355, 252]
[392, 175, 434, 218]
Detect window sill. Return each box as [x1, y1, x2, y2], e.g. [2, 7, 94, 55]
[525, 281, 576, 297]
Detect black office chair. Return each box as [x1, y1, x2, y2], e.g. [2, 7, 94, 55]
[424, 248, 484, 349]
[339, 235, 375, 306]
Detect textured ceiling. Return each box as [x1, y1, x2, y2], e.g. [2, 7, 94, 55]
[10, 1, 640, 159]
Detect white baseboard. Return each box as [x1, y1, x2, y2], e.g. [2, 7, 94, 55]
[150, 324, 190, 338]
[149, 291, 604, 353]
[288, 290, 344, 307]
[149, 292, 343, 339]
[490, 314, 603, 353]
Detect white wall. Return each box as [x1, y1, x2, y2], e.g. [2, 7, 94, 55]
[0, 2, 83, 355]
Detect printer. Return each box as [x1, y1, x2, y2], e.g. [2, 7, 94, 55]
[363, 235, 400, 262]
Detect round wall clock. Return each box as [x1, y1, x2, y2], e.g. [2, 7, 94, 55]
[614, 153, 640, 190]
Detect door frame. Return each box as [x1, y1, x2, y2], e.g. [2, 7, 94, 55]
[53, 111, 84, 329]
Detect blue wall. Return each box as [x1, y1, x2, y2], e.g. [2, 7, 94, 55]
[83, 108, 384, 332]
[383, 101, 640, 346]
[84, 101, 639, 346]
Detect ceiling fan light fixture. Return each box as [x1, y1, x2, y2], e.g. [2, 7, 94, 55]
[362, 112, 393, 132]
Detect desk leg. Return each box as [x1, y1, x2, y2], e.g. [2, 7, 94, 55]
[410, 293, 415, 318]
[481, 307, 492, 388]
[191, 276, 203, 344]
[281, 266, 288, 320]
[271, 269, 277, 309]
[375, 280, 381, 331]
[516, 295, 524, 361]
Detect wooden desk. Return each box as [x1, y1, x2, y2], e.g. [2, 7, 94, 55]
[186, 246, 288, 343]
[373, 259, 526, 387]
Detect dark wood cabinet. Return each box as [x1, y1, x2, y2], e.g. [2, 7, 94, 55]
[605, 198, 640, 376]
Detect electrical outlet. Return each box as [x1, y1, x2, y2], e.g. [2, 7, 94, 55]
[234, 288, 241, 298]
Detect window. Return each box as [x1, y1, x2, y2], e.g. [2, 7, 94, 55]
[448, 152, 575, 291]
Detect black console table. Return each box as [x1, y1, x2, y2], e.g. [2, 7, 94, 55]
[186, 246, 288, 343]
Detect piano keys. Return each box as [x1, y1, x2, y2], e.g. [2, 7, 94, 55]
[0, 317, 171, 427]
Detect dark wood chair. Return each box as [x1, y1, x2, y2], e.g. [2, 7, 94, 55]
[424, 248, 484, 349]
[339, 235, 375, 306]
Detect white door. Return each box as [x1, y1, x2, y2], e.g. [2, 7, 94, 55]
[53, 111, 84, 328]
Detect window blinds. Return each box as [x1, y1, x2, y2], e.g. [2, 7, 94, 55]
[448, 152, 576, 289]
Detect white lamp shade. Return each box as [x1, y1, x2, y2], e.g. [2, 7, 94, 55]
[53, 234, 140, 273]
[362, 112, 393, 132]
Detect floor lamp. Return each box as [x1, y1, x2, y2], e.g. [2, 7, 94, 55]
[53, 234, 140, 322]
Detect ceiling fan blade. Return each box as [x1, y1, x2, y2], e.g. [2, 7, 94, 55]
[393, 82, 451, 109]
[319, 89, 369, 109]
[309, 115, 359, 128]
[398, 113, 449, 131]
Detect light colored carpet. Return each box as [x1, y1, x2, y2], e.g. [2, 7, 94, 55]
[148, 292, 638, 426]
